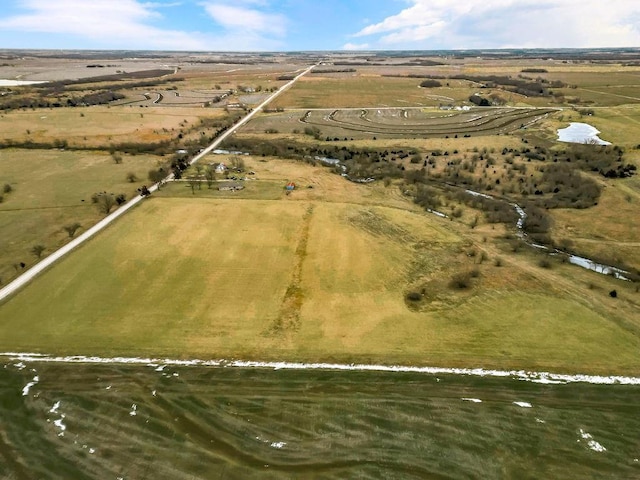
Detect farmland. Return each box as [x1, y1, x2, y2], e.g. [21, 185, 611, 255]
[1, 49, 640, 479]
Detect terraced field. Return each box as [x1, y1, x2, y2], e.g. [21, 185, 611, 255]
[299, 107, 558, 138]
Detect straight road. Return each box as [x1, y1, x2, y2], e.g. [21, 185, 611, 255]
[0, 64, 315, 302]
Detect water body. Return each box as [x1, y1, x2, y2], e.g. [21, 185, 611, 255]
[557, 122, 611, 145]
[4, 361, 640, 479]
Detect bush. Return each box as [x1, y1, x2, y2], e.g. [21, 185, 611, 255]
[406, 292, 422, 302]
[538, 258, 552, 269]
[3, 183, 11, 194]
[449, 272, 472, 290]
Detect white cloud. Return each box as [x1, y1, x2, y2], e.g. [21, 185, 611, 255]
[201, 2, 286, 37]
[353, 0, 640, 49]
[0, 0, 207, 50]
[342, 42, 370, 50]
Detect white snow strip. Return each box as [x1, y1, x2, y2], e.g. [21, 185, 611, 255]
[49, 401, 61, 414]
[4, 353, 640, 385]
[53, 415, 66, 436]
[129, 404, 137, 416]
[536, 418, 546, 424]
[465, 189, 493, 199]
[270, 442, 286, 449]
[13, 362, 26, 370]
[427, 209, 448, 218]
[461, 398, 482, 403]
[22, 375, 39, 396]
[513, 402, 533, 408]
[579, 429, 607, 452]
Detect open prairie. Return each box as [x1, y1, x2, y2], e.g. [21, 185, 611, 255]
[1, 156, 639, 374]
[0, 107, 220, 147]
[0, 148, 159, 284]
[1, 49, 640, 480]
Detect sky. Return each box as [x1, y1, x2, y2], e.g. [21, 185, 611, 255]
[0, 0, 639, 52]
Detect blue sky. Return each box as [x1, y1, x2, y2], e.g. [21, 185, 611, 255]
[0, 0, 639, 51]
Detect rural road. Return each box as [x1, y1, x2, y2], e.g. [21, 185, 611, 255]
[0, 64, 316, 303]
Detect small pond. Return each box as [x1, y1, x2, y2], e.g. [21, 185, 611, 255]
[557, 122, 611, 145]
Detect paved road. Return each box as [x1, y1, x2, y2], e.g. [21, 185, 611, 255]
[0, 64, 315, 303]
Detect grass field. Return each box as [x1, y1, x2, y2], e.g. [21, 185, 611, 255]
[0, 148, 159, 284]
[5, 362, 640, 479]
[0, 106, 222, 147]
[1, 183, 639, 373]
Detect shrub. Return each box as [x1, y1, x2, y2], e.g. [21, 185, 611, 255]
[538, 258, 552, 269]
[449, 272, 472, 290]
[406, 292, 422, 302]
[609, 290, 617, 298]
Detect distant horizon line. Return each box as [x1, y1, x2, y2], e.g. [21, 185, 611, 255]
[1, 46, 639, 55]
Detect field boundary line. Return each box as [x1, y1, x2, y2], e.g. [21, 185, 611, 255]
[3, 352, 640, 385]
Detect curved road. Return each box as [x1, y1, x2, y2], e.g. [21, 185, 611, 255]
[0, 64, 315, 302]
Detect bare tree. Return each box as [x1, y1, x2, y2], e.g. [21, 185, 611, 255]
[148, 169, 166, 190]
[31, 244, 46, 259]
[230, 155, 245, 172]
[97, 193, 117, 214]
[186, 176, 198, 195]
[204, 166, 217, 189]
[63, 223, 82, 238]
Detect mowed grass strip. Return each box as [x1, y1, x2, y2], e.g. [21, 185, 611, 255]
[1, 196, 640, 374]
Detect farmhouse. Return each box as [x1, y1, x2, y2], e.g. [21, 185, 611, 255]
[218, 181, 244, 192]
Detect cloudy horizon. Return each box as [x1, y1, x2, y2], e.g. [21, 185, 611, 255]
[0, 0, 638, 51]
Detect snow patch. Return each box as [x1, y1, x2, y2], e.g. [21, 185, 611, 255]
[558, 123, 611, 145]
[53, 415, 66, 437]
[49, 401, 61, 414]
[129, 404, 137, 416]
[22, 375, 39, 396]
[270, 442, 287, 449]
[461, 398, 482, 403]
[513, 401, 532, 408]
[579, 429, 607, 452]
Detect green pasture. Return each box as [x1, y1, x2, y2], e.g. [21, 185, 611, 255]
[5, 363, 640, 479]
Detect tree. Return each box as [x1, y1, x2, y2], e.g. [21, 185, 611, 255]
[96, 193, 117, 214]
[186, 176, 199, 194]
[31, 244, 46, 259]
[126, 172, 138, 183]
[148, 168, 166, 189]
[204, 165, 217, 188]
[195, 164, 204, 189]
[230, 155, 245, 171]
[63, 223, 82, 238]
